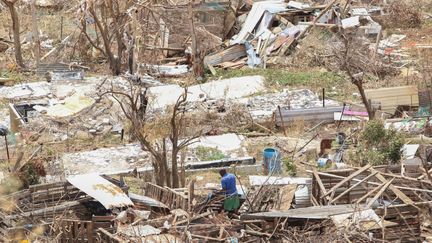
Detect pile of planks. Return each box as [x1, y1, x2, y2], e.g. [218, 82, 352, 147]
[309, 165, 432, 241]
[0, 176, 127, 241]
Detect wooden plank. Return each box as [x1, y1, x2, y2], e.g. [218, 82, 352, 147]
[366, 178, 394, 208]
[355, 184, 383, 204]
[97, 228, 125, 243]
[311, 170, 432, 190]
[329, 171, 378, 204]
[190, 234, 225, 242]
[241, 204, 361, 220]
[68, 220, 73, 242]
[73, 221, 79, 241]
[313, 169, 328, 202]
[174, 211, 211, 226]
[87, 221, 94, 243]
[322, 164, 372, 199]
[370, 168, 416, 206]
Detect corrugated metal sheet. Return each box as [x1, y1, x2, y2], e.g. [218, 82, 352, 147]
[204, 44, 246, 66]
[67, 174, 134, 209]
[351, 8, 369, 16]
[341, 16, 360, 29]
[275, 106, 343, 126]
[129, 193, 168, 209]
[365, 86, 419, 114]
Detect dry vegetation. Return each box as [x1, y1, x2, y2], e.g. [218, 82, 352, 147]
[0, 0, 432, 242]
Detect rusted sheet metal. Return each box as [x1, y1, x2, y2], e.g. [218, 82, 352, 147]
[204, 44, 247, 66]
[67, 174, 134, 209]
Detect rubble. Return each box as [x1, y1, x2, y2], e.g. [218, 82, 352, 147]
[56, 143, 149, 178]
[1, 0, 432, 242]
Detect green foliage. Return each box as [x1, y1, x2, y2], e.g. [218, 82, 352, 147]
[353, 120, 405, 166]
[0, 69, 23, 83]
[208, 68, 343, 87]
[195, 146, 226, 161]
[21, 164, 41, 188]
[282, 157, 297, 176]
[361, 120, 387, 146]
[0, 175, 22, 195]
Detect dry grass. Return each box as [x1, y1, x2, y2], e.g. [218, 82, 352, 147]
[382, 1, 422, 29]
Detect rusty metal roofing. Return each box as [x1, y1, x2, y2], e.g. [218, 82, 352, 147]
[67, 174, 134, 209]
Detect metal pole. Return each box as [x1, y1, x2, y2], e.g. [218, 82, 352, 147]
[296, 133, 319, 154]
[4, 136, 10, 164]
[337, 103, 346, 130]
[322, 88, 325, 107]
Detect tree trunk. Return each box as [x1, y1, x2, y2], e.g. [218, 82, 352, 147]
[180, 150, 186, 187]
[89, 6, 121, 75]
[354, 80, 374, 120]
[171, 148, 179, 188]
[79, 2, 88, 59]
[30, 0, 40, 67]
[152, 157, 163, 186]
[161, 140, 171, 187]
[188, 2, 203, 78]
[4, 0, 25, 68]
[107, 0, 124, 75]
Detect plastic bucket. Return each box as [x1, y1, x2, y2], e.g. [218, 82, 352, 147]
[317, 158, 331, 167]
[263, 148, 281, 175]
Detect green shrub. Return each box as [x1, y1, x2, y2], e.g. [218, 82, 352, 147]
[353, 120, 405, 166]
[195, 146, 226, 161]
[282, 157, 297, 176]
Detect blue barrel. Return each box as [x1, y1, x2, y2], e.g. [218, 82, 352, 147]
[263, 148, 281, 175]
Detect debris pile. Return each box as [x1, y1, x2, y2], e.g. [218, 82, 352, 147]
[1, 0, 432, 242]
[3, 158, 431, 242]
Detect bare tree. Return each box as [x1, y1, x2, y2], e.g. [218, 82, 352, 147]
[101, 80, 202, 187]
[30, 0, 40, 67]
[2, 0, 25, 68]
[188, 2, 204, 79]
[332, 30, 376, 119]
[169, 89, 201, 188]
[79, 0, 133, 75]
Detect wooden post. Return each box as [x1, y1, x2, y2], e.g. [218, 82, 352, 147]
[4, 135, 10, 164]
[277, 105, 287, 136]
[188, 179, 195, 211]
[60, 16, 64, 40]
